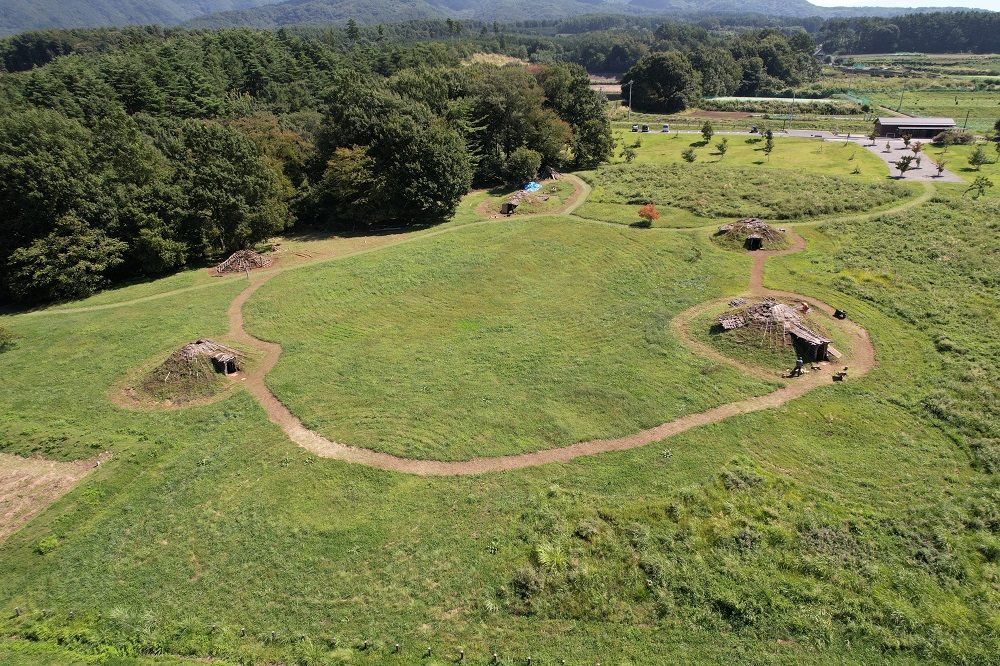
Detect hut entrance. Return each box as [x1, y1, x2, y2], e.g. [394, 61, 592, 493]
[791, 333, 830, 362]
[211, 353, 239, 375]
[716, 218, 786, 252]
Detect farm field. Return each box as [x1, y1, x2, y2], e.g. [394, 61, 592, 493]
[1, 129, 998, 666]
[868, 90, 1000, 133]
[808, 54, 1000, 133]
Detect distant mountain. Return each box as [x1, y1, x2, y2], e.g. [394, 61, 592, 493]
[187, 0, 982, 29]
[0, 0, 284, 36]
[0, 0, 983, 36]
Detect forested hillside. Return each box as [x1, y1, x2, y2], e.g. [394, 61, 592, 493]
[0, 29, 612, 304]
[0, 0, 284, 37]
[818, 11, 1000, 54]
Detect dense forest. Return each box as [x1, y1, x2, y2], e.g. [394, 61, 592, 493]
[817, 11, 1000, 54]
[1, 5, 994, 304]
[0, 0, 952, 36]
[0, 29, 611, 304]
[619, 26, 817, 110]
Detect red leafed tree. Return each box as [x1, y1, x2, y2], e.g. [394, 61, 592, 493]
[638, 203, 660, 223]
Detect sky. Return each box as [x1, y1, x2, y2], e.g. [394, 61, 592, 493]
[809, 0, 999, 8]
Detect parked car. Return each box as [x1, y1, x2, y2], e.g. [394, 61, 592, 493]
[641, 124, 650, 133]
[662, 124, 670, 133]
[631, 124, 639, 132]
[749, 125, 759, 134]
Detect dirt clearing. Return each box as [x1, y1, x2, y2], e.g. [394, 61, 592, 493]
[0, 452, 109, 543]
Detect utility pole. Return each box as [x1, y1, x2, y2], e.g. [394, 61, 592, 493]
[963, 109, 970, 129]
[624, 80, 634, 125]
[897, 90, 904, 112]
[783, 90, 795, 131]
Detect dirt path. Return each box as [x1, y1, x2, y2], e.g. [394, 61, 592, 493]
[21, 173, 920, 317]
[226, 199, 876, 475]
[0, 452, 110, 543]
[18, 172, 886, 477]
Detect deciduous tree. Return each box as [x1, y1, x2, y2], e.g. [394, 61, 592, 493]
[621, 51, 699, 113]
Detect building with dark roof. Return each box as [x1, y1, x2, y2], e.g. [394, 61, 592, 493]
[874, 117, 956, 139]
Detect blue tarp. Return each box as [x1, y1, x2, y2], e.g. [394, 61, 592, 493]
[523, 181, 542, 192]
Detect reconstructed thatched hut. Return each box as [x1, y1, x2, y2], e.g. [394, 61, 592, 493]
[717, 299, 838, 362]
[216, 249, 272, 275]
[717, 218, 786, 251]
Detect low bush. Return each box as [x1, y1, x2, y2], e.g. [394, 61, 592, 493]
[932, 129, 975, 145]
[0, 325, 16, 352]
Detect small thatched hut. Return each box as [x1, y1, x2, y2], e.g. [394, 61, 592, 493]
[216, 250, 272, 275]
[717, 299, 838, 362]
[717, 218, 786, 251]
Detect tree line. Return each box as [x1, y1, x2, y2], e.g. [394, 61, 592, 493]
[0, 29, 611, 304]
[817, 11, 1000, 55]
[619, 27, 819, 113]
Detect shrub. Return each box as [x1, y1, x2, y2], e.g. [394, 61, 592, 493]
[637, 203, 659, 226]
[701, 120, 714, 142]
[504, 147, 543, 186]
[0, 325, 16, 352]
[932, 129, 974, 145]
[35, 535, 59, 555]
[681, 147, 696, 163]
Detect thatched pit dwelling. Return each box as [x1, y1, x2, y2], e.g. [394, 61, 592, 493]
[717, 218, 786, 251]
[718, 298, 840, 362]
[216, 249, 272, 275]
[140, 340, 244, 404]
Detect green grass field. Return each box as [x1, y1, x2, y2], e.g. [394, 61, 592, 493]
[608, 133, 898, 179]
[1, 128, 998, 665]
[244, 217, 772, 460]
[577, 161, 911, 229]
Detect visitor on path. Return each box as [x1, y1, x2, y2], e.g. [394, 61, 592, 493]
[791, 356, 805, 377]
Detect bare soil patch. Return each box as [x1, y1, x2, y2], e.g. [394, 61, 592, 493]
[687, 110, 754, 119]
[0, 452, 110, 542]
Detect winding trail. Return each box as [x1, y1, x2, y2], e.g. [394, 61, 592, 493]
[19, 172, 900, 476]
[221, 180, 877, 476]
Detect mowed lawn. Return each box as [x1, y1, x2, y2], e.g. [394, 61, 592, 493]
[0, 213, 986, 664]
[608, 133, 895, 179]
[244, 216, 774, 460]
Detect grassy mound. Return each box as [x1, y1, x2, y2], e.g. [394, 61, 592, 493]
[477, 179, 575, 217]
[582, 163, 911, 223]
[133, 340, 237, 405]
[712, 218, 790, 252]
[691, 299, 850, 373]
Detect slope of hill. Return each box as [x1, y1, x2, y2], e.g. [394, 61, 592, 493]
[0, 0, 284, 36]
[187, 0, 982, 29]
